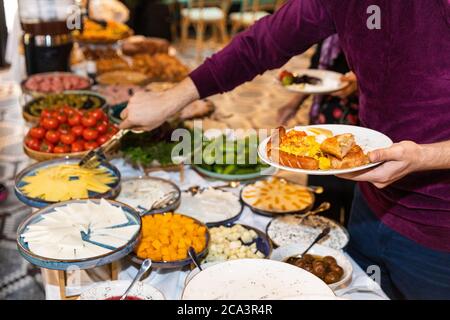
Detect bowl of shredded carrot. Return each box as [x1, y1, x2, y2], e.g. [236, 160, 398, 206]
[130, 212, 210, 269]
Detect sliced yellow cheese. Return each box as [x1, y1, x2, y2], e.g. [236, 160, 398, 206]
[20, 164, 116, 202]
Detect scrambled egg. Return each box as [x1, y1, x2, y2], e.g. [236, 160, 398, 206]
[279, 131, 332, 170]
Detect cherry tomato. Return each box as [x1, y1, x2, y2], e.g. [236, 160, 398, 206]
[71, 141, 85, 153]
[97, 135, 109, 145]
[39, 140, 54, 153]
[71, 125, 84, 137]
[68, 114, 81, 126]
[96, 123, 108, 134]
[84, 141, 98, 150]
[41, 109, 52, 118]
[63, 105, 76, 116]
[29, 127, 46, 139]
[106, 125, 118, 135]
[82, 128, 98, 141]
[279, 70, 294, 81]
[56, 112, 67, 124]
[60, 133, 76, 145]
[25, 136, 41, 151]
[54, 144, 70, 154]
[41, 117, 59, 130]
[90, 109, 105, 121]
[45, 130, 60, 144]
[58, 124, 71, 135]
[81, 114, 97, 127]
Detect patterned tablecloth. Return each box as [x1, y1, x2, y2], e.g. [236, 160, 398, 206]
[41, 159, 388, 300]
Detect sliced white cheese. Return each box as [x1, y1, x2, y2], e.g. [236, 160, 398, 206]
[88, 234, 128, 248]
[92, 225, 139, 240]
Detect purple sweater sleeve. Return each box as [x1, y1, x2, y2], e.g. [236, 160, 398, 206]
[189, 0, 336, 98]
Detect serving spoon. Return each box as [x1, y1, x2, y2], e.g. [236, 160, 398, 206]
[120, 259, 152, 300]
[297, 202, 331, 223]
[187, 246, 203, 271]
[283, 227, 331, 265]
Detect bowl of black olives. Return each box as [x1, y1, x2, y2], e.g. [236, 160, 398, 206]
[271, 243, 353, 290]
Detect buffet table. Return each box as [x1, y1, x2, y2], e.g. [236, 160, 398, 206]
[39, 160, 388, 300]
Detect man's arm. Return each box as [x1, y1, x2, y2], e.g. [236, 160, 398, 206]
[120, 0, 336, 130]
[338, 140, 450, 189]
[190, 0, 336, 98]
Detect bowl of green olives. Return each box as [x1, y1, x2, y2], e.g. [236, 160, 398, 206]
[22, 91, 107, 123]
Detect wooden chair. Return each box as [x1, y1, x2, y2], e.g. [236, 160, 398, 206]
[180, 0, 231, 62]
[230, 0, 283, 35]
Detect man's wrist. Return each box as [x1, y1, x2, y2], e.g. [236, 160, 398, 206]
[164, 78, 200, 117]
[418, 142, 450, 171]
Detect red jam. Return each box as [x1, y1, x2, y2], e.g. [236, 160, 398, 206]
[105, 296, 142, 300]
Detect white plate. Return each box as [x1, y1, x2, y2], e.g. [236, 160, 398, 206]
[271, 243, 353, 291]
[79, 280, 165, 300]
[278, 69, 348, 94]
[182, 259, 334, 300]
[258, 124, 394, 175]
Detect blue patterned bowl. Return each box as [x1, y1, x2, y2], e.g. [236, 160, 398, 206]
[16, 199, 141, 271]
[14, 157, 121, 209]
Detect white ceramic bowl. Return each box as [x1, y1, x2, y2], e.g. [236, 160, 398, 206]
[182, 259, 334, 300]
[79, 280, 165, 300]
[271, 243, 353, 291]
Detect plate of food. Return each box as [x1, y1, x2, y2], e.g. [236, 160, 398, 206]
[130, 212, 209, 269]
[271, 243, 353, 290]
[258, 125, 393, 175]
[241, 177, 315, 217]
[22, 72, 92, 96]
[182, 259, 334, 300]
[73, 19, 133, 44]
[17, 199, 141, 270]
[96, 70, 149, 86]
[22, 91, 107, 123]
[277, 69, 348, 94]
[23, 106, 119, 161]
[79, 280, 165, 300]
[14, 157, 121, 208]
[116, 176, 181, 215]
[193, 134, 275, 181]
[176, 188, 243, 226]
[203, 223, 271, 263]
[266, 214, 350, 250]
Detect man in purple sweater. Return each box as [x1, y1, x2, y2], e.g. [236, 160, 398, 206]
[120, 0, 450, 299]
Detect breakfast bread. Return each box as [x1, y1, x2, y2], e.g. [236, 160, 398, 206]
[330, 145, 369, 169]
[320, 133, 355, 160]
[267, 127, 320, 170]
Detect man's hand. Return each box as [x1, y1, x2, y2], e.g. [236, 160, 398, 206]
[337, 141, 424, 188]
[331, 72, 358, 99]
[119, 78, 200, 131]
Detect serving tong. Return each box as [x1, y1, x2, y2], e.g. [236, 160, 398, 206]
[136, 191, 179, 215]
[79, 129, 143, 169]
